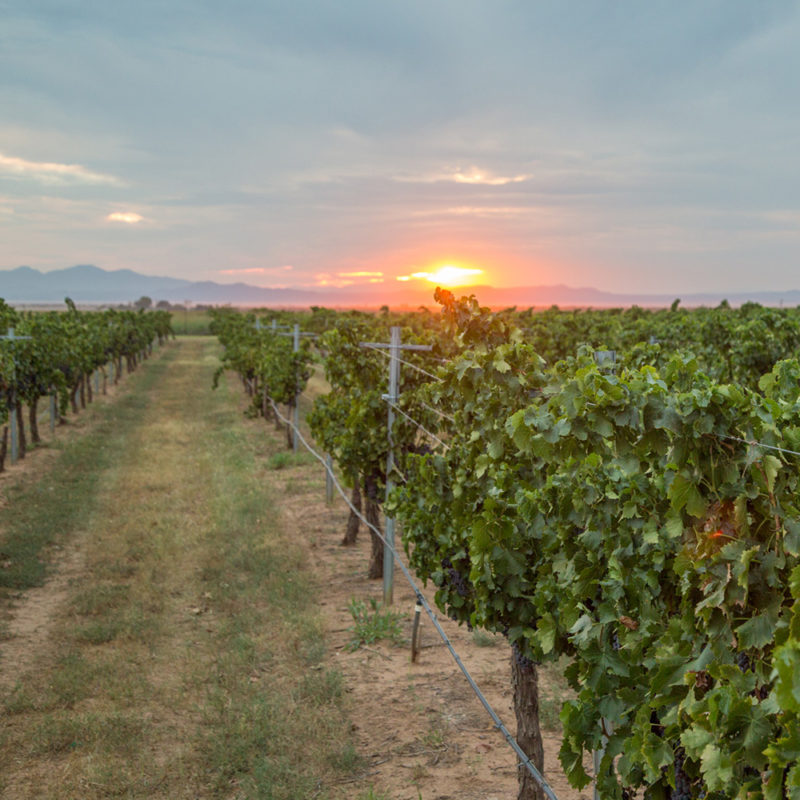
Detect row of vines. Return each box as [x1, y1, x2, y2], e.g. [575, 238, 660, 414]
[213, 297, 800, 800]
[0, 298, 173, 470]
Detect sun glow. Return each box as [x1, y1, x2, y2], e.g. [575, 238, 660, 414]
[397, 264, 484, 287]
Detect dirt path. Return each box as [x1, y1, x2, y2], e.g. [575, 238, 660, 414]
[0, 543, 85, 692]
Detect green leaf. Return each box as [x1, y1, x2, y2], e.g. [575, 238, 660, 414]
[701, 742, 734, 791]
[669, 473, 705, 517]
[774, 639, 800, 713]
[536, 613, 556, 654]
[736, 604, 780, 649]
[762, 454, 782, 493]
[681, 725, 714, 757]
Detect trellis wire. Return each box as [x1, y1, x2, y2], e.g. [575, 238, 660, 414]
[361, 342, 444, 383]
[384, 399, 450, 451]
[417, 400, 456, 423]
[266, 396, 559, 800]
[717, 433, 800, 459]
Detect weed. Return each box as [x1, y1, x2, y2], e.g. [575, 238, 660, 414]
[358, 786, 392, 800]
[537, 656, 573, 731]
[268, 451, 291, 470]
[296, 668, 344, 706]
[31, 712, 145, 755]
[328, 739, 362, 772]
[267, 450, 317, 470]
[471, 629, 500, 648]
[70, 583, 129, 616]
[421, 725, 445, 749]
[346, 598, 406, 651]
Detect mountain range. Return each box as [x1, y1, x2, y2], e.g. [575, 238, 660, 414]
[2, 264, 800, 309]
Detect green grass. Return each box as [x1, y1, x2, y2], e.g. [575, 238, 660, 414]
[346, 598, 406, 651]
[0, 340, 358, 798]
[0, 354, 167, 595]
[174, 309, 214, 335]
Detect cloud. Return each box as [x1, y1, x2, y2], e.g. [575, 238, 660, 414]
[442, 206, 528, 217]
[0, 152, 122, 186]
[313, 270, 384, 287]
[394, 167, 531, 186]
[106, 211, 143, 223]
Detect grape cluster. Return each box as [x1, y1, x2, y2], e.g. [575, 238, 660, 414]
[512, 641, 536, 670]
[735, 651, 752, 673]
[671, 748, 691, 800]
[611, 629, 621, 651]
[441, 557, 472, 598]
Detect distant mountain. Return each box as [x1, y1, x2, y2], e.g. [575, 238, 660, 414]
[2, 264, 799, 308]
[0, 265, 322, 305]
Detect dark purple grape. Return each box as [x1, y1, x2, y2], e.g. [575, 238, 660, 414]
[671, 747, 691, 800]
[735, 651, 752, 673]
[512, 642, 536, 670]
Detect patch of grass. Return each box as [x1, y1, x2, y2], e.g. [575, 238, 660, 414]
[357, 789, 393, 800]
[70, 583, 130, 616]
[267, 451, 291, 469]
[296, 668, 344, 707]
[346, 598, 406, 651]
[31, 711, 146, 755]
[537, 656, 574, 731]
[174, 310, 213, 335]
[267, 450, 318, 470]
[471, 629, 500, 648]
[0, 355, 166, 593]
[71, 602, 161, 646]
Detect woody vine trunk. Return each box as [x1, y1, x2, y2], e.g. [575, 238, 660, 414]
[363, 473, 383, 579]
[511, 652, 545, 800]
[342, 480, 362, 545]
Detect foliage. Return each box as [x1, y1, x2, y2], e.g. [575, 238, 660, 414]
[215, 295, 800, 797]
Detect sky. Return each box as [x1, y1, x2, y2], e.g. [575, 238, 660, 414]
[2, 1, 800, 296]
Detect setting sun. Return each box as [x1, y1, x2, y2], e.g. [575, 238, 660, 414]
[398, 264, 485, 287]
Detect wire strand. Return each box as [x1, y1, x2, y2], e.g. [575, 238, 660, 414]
[361, 343, 444, 383]
[418, 400, 456, 424]
[385, 399, 450, 451]
[265, 396, 559, 800]
[717, 433, 800, 459]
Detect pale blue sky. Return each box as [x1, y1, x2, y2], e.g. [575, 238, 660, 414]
[2, 1, 800, 294]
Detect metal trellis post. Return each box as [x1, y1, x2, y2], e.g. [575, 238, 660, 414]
[293, 323, 300, 452]
[1, 328, 33, 465]
[360, 328, 432, 605]
[383, 327, 401, 604]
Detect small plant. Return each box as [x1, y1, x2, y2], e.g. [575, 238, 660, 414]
[346, 598, 405, 651]
[267, 452, 290, 470]
[471, 630, 499, 648]
[357, 788, 392, 800]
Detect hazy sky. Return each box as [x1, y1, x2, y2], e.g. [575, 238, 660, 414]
[3, 1, 800, 294]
